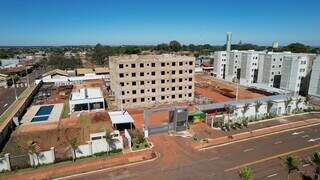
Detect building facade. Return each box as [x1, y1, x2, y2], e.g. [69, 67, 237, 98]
[308, 56, 320, 98]
[213, 51, 228, 79]
[240, 51, 262, 85]
[110, 54, 195, 108]
[226, 50, 242, 82]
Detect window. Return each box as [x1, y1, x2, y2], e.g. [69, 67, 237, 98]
[151, 72, 156, 76]
[161, 96, 165, 100]
[161, 71, 165, 75]
[140, 72, 144, 76]
[140, 63, 144, 68]
[132, 90, 136, 94]
[188, 93, 192, 97]
[172, 62, 176, 66]
[152, 89, 156, 93]
[122, 91, 125, 95]
[152, 97, 156, 101]
[161, 79, 165, 84]
[161, 88, 165, 92]
[172, 79, 176, 83]
[172, 87, 175, 91]
[179, 94, 182, 98]
[189, 61, 193, 65]
[141, 89, 144, 94]
[172, 70, 175, 75]
[132, 81, 136, 86]
[122, 99, 125, 104]
[141, 98, 145, 102]
[189, 78, 192, 82]
[151, 63, 155, 67]
[179, 86, 182, 90]
[161, 62, 165, 67]
[119, 73, 124, 78]
[171, 95, 175, 99]
[132, 73, 136, 77]
[179, 62, 183, 66]
[120, 82, 124, 86]
[179, 70, 183, 74]
[151, 80, 156, 84]
[189, 70, 193, 74]
[188, 86, 192, 89]
[119, 64, 124, 68]
[131, 64, 136, 68]
[179, 78, 183, 82]
[140, 81, 144, 85]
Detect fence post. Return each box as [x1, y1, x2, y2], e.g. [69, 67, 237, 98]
[4, 153, 11, 171]
[88, 141, 93, 156]
[50, 147, 55, 163]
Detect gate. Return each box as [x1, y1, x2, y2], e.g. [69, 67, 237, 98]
[10, 154, 30, 170]
[148, 123, 173, 135]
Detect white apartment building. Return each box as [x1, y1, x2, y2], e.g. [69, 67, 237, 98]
[212, 51, 228, 79]
[226, 50, 242, 82]
[240, 51, 263, 85]
[257, 52, 286, 88]
[280, 54, 309, 94]
[110, 54, 195, 108]
[308, 56, 320, 98]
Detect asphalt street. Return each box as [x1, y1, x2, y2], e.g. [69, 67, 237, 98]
[63, 123, 320, 180]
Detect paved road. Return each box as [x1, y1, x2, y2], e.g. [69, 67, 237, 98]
[64, 123, 320, 180]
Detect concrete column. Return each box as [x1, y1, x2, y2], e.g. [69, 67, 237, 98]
[88, 141, 93, 156]
[50, 147, 55, 163]
[28, 153, 35, 166]
[87, 103, 90, 111]
[4, 153, 11, 171]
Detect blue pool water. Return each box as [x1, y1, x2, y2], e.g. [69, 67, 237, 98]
[31, 116, 49, 122]
[35, 105, 54, 116]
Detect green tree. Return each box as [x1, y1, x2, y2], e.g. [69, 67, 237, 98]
[254, 101, 263, 120]
[68, 137, 78, 162]
[241, 103, 250, 118]
[169, 40, 181, 52]
[47, 55, 82, 70]
[266, 100, 274, 117]
[92, 43, 110, 66]
[105, 128, 113, 155]
[311, 151, 320, 180]
[284, 155, 300, 180]
[285, 43, 309, 53]
[132, 129, 145, 145]
[284, 97, 293, 114]
[238, 166, 252, 180]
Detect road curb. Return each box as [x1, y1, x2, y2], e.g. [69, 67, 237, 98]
[53, 151, 160, 180]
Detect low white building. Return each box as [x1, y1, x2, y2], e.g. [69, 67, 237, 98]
[108, 111, 134, 130]
[69, 87, 105, 112]
[0, 74, 8, 87]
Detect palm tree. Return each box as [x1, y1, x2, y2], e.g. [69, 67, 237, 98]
[284, 155, 300, 180]
[266, 100, 274, 118]
[254, 101, 263, 120]
[311, 151, 320, 180]
[105, 128, 113, 155]
[68, 137, 78, 162]
[241, 103, 250, 118]
[284, 97, 293, 114]
[238, 166, 252, 180]
[28, 142, 40, 167]
[224, 104, 236, 123]
[295, 98, 302, 112]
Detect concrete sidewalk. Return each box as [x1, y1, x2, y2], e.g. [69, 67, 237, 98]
[2, 149, 156, 180]
[195, 118, 320, 150]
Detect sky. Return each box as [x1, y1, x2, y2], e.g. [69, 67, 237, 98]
[0, 0, 319, 46]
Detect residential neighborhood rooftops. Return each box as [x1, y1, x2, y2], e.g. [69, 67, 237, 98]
[76, 68, 94, 75]
[94, 67, 110, 74]
[42, 69, 69, 77]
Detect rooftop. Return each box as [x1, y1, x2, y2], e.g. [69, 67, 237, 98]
[70, 87, 103, 101]
[108, 111, 134, 125]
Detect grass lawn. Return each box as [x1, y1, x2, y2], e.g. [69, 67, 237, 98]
[132, 141, 150, 151]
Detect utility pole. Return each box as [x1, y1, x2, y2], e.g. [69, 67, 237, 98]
[25, 67, 30, 87]
[12, 76, 18, 100]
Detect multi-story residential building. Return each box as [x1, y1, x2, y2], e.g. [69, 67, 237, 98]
[110, 54, 195, 108]
[257, 52, 286, 88]
[280, 54, 310, 95]
[212, 51, 228, 79]
[239, 51, 262, 85]
[226, 50, 242, 82]
[308, 56, 320, 99]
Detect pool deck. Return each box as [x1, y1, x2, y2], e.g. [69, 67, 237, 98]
[21, 103, 64, 125]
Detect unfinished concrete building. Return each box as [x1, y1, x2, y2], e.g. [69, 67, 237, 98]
[110, 54, 195, 108]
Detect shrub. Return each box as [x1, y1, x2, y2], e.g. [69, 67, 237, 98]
[192, 134, 198, 141]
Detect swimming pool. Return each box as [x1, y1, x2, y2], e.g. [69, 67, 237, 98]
[31, 116, 49, 122]
[35, 105, 54, 116]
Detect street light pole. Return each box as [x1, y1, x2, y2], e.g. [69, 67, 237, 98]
[12, 76, 18, 100]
